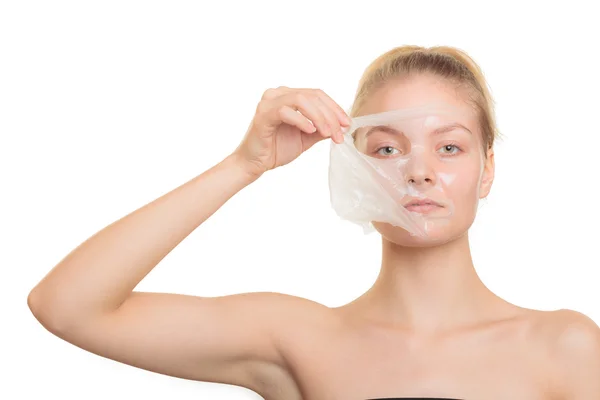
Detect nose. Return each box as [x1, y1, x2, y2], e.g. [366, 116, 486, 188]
[404, 152, 436, 187]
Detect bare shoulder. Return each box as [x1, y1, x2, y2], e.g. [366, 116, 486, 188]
[235, 290, 337, 353]
[530, 308, 600, 397]
[245, 291, 337, 399]
[525, 308, 600, 355]
[260, 290, 341, 354]
[251, 291, 337, 337]
[534, 308, 600, 349]
[550, 308, 600, 358]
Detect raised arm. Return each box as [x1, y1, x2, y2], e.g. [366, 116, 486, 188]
[27, 87, 350, 394]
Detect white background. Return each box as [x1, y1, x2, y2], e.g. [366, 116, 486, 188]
[2, 1, 599, 399]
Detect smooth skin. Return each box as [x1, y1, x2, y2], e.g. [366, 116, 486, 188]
[28, 83, 600, 400]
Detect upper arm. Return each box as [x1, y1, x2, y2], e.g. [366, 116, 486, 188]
[43, 291, 311, 395]
[551, 309, 600, 399]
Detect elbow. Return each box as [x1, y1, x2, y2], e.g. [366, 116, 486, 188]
[27, 286, 71, 336]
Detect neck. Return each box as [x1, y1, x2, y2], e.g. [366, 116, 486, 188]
[359, 232, 509, 334]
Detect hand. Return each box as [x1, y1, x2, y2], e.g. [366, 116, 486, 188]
[232, 86, 351, 178]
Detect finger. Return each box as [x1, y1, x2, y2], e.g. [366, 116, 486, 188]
[278, 105, 317, 134]
[260, 86, 290, 101]
[276, 92, 330, 139]
[313, 94, 343, 144]
[270, 87, 350, 130]
[271, 87, 350, 132]
[312, 89, 352, 127]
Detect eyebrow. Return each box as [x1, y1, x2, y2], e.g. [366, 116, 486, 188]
[362, 122, 472, 138]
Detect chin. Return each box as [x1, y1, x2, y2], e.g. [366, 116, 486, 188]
[373, 217, 473, 247]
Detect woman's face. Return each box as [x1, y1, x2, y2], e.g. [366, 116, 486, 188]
[354, 74, 495, 246]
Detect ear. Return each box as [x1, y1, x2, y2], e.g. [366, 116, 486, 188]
[479, 147, 495, 199]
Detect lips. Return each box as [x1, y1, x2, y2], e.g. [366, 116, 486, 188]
[402, 197, 444, 213]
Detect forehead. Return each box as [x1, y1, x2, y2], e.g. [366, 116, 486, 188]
[359, 74, 477, 120]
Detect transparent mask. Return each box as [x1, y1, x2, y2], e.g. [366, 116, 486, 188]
[328, 102, 484, 237]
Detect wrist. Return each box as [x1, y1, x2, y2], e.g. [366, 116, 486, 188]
[224, 151, 265, 183]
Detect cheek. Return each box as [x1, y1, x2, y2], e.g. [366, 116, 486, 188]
[439, 165, 482, 211]
[447, 176, 480, 201]
[440, 169, 481, 220]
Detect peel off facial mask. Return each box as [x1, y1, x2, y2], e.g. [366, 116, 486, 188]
[328, 102, 484, 237]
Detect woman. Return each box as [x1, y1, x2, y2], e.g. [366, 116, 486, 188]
[28, 45, 600, 399]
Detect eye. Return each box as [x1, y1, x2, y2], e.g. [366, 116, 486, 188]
[438, 144, 462, 155]
[376, 146, 400, 156]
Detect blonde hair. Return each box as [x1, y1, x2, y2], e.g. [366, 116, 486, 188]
[350, 45, 500, 153]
